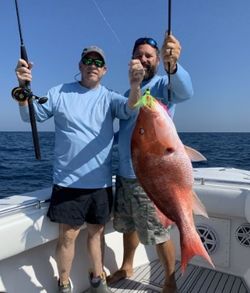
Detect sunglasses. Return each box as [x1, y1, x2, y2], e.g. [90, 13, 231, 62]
[133, 37, 159, 53]
[81, 57, 105, 68]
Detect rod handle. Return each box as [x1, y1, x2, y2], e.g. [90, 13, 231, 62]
[28, 98, 41, 160]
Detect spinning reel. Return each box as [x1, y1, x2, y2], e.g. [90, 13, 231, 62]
[11, 86, 48, 104]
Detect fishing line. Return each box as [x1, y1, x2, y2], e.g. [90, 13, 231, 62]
[74, 72, 81, 82]
[91, 0, 122, 45]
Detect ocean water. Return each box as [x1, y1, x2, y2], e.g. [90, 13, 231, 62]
[0, 132, 250, 197]
[0, 132, 54, 197]
[179, 132, 250, 170]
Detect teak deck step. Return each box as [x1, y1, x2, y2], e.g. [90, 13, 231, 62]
[108, 260, 249, 293]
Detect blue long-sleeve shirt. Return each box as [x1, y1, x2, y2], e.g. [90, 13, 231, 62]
[117, 64, 194, 178]
[19, 81, 133, 188]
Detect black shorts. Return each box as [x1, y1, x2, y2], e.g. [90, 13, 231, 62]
[47, 184, 113, 226]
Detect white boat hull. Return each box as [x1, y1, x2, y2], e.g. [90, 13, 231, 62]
[0, 168, 250, 292]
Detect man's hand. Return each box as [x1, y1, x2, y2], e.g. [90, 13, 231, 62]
[15, 58, 33, 87]
[15, 59, 33, 106]
[127, 59, 144, 109]
[161, 33, 181, 74]
[129, 59, 145, 87]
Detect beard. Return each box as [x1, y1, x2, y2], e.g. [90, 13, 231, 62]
[143, 64, 157, 81]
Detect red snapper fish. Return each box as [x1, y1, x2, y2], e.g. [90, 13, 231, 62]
[131, 91, 214, 272]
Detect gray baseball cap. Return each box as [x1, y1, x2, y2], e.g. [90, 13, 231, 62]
[81, 46, 106, 64]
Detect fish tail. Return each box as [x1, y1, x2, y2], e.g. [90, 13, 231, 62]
[180, 229, 215, 272]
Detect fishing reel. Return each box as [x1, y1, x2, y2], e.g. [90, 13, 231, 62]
[11, 86, 48, 104]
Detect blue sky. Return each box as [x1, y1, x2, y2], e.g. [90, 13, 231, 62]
[0, 0, 250, 132]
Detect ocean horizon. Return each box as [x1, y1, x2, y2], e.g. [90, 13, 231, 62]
[0, 131, 250, 197]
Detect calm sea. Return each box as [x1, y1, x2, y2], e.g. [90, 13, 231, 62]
[0, 132, 250, 197]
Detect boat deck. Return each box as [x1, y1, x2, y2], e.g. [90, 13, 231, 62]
[108, 260, 249, 293]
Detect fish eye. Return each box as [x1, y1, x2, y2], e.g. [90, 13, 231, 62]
[139, 128, 144, 135]
[165, 147, 174, 154]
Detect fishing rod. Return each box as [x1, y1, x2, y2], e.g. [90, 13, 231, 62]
[168, 0, 172, 35]
[11, 0, 47, 160]
[167, 0, 172, 102]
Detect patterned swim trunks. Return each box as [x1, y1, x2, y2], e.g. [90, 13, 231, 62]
[113, 176, 171, 245]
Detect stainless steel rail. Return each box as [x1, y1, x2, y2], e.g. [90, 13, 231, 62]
[0, 199, 49, 216]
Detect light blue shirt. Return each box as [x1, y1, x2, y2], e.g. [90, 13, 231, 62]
[117, 64, 194, 179]
[19, 81, 133, 188]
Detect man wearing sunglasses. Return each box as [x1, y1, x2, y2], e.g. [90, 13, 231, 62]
[15, 45, 144, 293]
[109, 35, 193, 293]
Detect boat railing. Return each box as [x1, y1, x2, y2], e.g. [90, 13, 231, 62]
[0, 198, 50, 217]
[194, 177, 250, 188]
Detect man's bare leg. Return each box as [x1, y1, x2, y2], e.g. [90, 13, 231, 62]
[87, 223, 105, 277]
[107, 230, 139, 284]
[156, 239, 177, 293]
[56, 224, 81, 285]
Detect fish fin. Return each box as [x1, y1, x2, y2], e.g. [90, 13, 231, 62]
[155, 205, 174, 228]
[184, 145, 207, 162]
[192, 191, 209, 218]
[180, 228, 215, 272]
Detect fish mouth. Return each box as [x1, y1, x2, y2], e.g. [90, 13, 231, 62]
[143, 101, 158, 112]
[140, 105, 154, 117]
[143, 105, 157, 112]
[136, 90, 158, 111]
